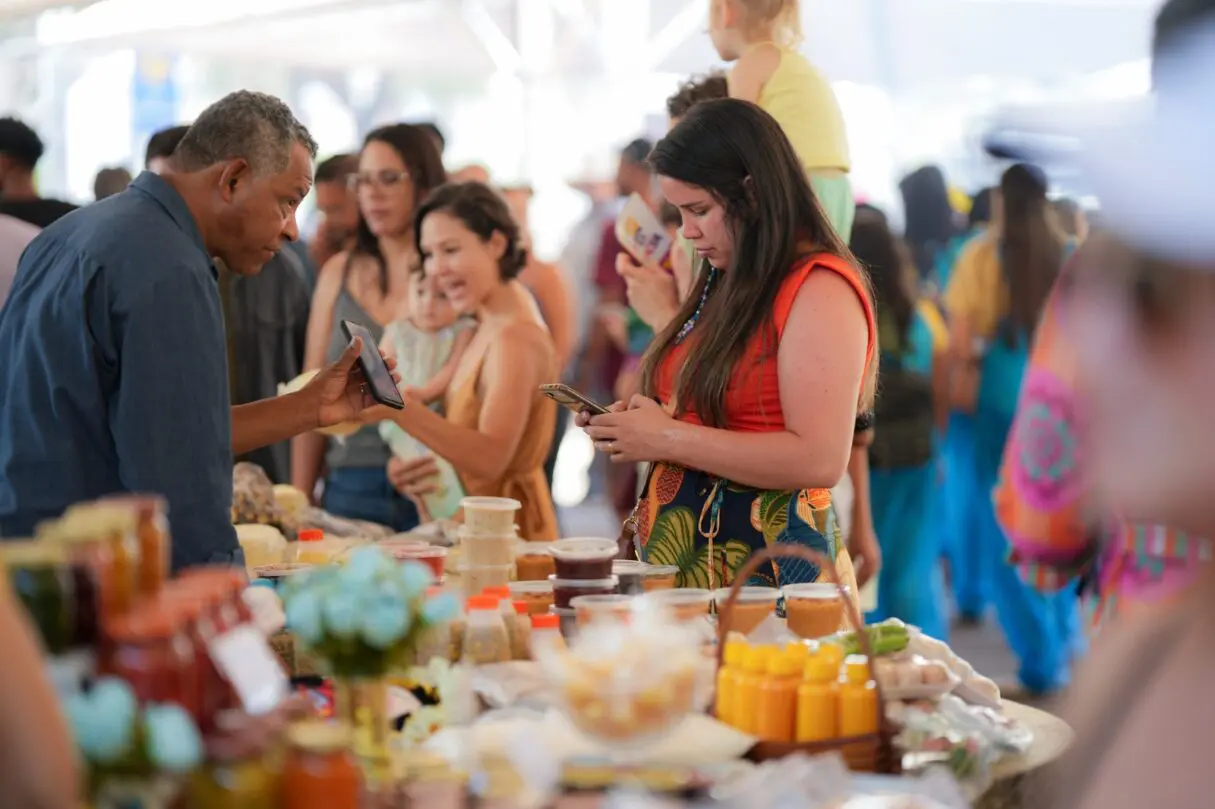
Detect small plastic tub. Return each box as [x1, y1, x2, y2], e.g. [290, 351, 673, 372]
[641, 564, 679, 592]
[782, 582, 848, 639]
[514, 541, 557, 582]
[713, 586, 781, 636]
[644, 588, 713, 622]
[612, 560, 650, 595]
[460, 497, 522, 535]
[550, 538, 618, 580]
[570, 593, 635, 626]
[548, 575, 619, 609]
[508, 579, 554, 616]
[461, 563, 514, 597]
[460, 527, 517, 567]
[384, 545, 448, 579]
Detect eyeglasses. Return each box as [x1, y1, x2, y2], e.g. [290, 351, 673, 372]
[347, 169, 411, 191]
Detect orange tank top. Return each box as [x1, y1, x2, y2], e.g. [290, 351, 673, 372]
[654, 253, 875, 432]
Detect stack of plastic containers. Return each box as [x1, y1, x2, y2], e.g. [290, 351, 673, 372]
[548, 537, 620, 638]
[458, 497, 521, 596]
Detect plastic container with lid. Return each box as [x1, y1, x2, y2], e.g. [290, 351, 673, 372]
[641, 564, 679, 592]
[461, 563, 512, 597]
[387, 545, 448, 579]
[549, 606, 578, 641]
[611, 560, 649, 595]
[293, 529, 333, 566]
[796, 651, 841, 743]
[549, 538, 617, 580]
[756, 652, 800, 742]
[732, 644, 777, 736]
[460, 526, 516, 567]
[548, 575, 619, 609]
[570, 593, 634, 627]
[644, 588, 713, 623]
[281, 721, 362, 809]
[460, 496, 521, 535]
[461, 595, 511, 664]
[714, 586, 781, 636]
[782, 583, 847, 639]
[514, 541, 556, 582]
[839, 655, 878, 771]
[105, 607, 200, 717]
[530, 612, 565, 656]
[507, 579, 554, 616]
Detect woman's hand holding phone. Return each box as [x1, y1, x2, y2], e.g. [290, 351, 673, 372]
[578, 396, 678, 464]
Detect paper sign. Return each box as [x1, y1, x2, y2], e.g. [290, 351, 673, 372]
[615, 193, 672, 266]
[208, 625, 291, 716]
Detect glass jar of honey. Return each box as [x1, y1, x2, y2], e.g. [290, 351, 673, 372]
[98, 494, 169, 598]
[61, 503, 141, 615]
[281, 721, 362, 809]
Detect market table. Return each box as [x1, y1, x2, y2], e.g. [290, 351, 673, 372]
[978, 700, 1074, 809]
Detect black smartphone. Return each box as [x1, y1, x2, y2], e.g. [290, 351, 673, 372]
[341, 319, 405, 410]
[539, 383, 609, 416]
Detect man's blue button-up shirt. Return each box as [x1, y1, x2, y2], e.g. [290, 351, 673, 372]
[0, 171, 239, 569]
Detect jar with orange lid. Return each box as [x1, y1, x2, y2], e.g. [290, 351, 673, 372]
[97, 493, 169, 597]
[105, 606, 200, 716]
[294, 529, 333, 565]
[59, 503, 140, 615]
[281, 721, 362, 809]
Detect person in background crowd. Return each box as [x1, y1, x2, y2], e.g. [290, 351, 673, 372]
[0, 117, 77, 228]
[996, 0, 1215, 635]
[709, 0, 854, 236]
[0, 570, 79, 809]
[92, 166, 132, 201]
[901, 165, 960, 281]
[413, 121, 446, 159]
[1052, 197, 1089, 243]
[937, 185, 994, 622]
[310, 153, 360, 275]
[501, 184, 577, 493]
[945, 162, 1078, 694]
[145, 122, 313, 484]
[851, 205, 948, 639]
[451, 164, 490, 184]
[294, 123, 446, 530]
[582, 99, 876, 604]
[589, 137, 657, 521]
[0, 212, 38, 307]
[0, 90, 386, 570]
[370, 181, 560, 540]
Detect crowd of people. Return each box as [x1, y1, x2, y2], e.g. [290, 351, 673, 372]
[1, 0, 1215, 805]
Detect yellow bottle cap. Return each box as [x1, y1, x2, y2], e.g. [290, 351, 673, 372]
[744, 645, 777, 673]
[723, 638, 748, 668]
[803, 652, 839, 683]
[844, 654, 872, 685]
[767, 651, 802, 677]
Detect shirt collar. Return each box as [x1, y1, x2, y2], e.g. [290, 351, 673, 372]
[129, 171, 217, 277]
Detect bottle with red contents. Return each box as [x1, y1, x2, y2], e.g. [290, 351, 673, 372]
[105, 607, 200, 718]
[281, 721, 362, 809]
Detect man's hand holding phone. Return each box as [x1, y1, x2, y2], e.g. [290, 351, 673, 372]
[300, 336, 401, 430]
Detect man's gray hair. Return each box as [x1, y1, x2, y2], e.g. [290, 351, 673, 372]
[173, 90, 318, 176]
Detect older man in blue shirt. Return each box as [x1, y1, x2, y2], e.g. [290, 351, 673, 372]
[0, 91, 386, 570]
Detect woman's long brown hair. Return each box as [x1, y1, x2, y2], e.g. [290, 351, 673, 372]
[1000, 163, 1065, 344]
[641, 98, 877, 428]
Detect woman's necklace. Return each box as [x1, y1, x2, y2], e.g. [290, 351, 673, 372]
[674, 266, 718, 345]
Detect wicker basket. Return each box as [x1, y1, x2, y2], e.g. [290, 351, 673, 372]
[713, 544, 899, 772]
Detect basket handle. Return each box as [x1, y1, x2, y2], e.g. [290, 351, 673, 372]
[713, 544, 889, 709]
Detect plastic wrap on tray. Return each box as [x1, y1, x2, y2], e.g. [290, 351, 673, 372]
[871, 656, 959, 701]
[894, 702, 998, 799]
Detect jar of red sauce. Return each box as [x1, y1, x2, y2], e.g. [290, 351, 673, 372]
[159, 588, 231, 729]
[281, 721, 362, 809]
[98, 494, 170, 598]
[105, 607, 199, 716]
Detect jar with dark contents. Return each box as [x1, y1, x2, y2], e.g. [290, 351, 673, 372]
[612, 560, 649, 595]
[1, 541, 75, 654]
[548, 575, 619, 609]
[36, 520, 108, 647]
[549, 538, 617, 580]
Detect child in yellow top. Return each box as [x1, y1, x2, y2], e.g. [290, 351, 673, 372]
[709, 0, 854, 237]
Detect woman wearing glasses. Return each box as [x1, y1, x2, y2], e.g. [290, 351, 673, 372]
[292, 124, 447, 530]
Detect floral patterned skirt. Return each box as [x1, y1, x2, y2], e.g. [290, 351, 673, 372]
[635, 463, 859, 600]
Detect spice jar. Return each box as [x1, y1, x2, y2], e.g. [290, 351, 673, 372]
[461, 595, 510, 664]
[509, 601, 532, 660]
[1, 541, 75, 654]
[281, 721, 362, 809]
[98, 494, 169, 598]
[105, 606, 199, 716]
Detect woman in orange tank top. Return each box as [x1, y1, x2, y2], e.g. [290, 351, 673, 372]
[579, 99, 877, 599]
